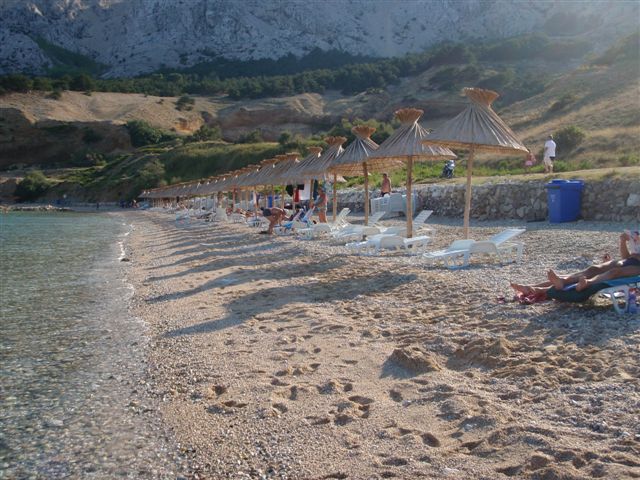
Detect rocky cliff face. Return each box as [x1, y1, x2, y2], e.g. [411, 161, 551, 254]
[1, 0, 637, 77]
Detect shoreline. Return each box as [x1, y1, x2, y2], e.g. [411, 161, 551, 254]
[123, 211, 640, 479]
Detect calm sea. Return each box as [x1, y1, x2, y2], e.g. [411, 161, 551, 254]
[0, 212, 180, 479]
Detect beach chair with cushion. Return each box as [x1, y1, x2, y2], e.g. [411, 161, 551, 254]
[546, 275, 640, 315]
[274, 208, 315, 235]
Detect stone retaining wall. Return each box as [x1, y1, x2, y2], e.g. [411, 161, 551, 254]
[336, 179, 640, 222]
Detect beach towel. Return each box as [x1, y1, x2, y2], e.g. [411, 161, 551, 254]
[515, 290, 549, 305]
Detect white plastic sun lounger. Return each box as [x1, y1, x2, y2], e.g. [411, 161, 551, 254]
[330, 211, 387, 243]
[346, 227, 432, 255]
[422, 239, 477, 269]
[423, 228, 525, 269]
[467, 228, 525, 265]
[296, 208, 351, 239]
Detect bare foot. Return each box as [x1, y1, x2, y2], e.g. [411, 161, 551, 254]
[547, 270, 565, 290]
[575, 276, 589, 292]
[510, 283, 534, 295]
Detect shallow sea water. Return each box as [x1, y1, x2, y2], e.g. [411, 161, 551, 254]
[0, 212, 181, 479]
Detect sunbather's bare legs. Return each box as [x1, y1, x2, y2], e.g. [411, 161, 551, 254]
[574, 265, 640, 291]
[511, 265, 640, 294]
[547, 260, 621, 289]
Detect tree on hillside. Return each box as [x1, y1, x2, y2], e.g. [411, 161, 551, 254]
[126, 120, 173, 147]
[15, 170, 52, 201]
[70, 74, 96, 92]
[554, 126, 586, 153]
[137, 159, 166, 188]
[0, 74, 33, 93]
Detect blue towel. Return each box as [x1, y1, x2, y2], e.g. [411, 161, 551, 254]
[547, 275, 640, 303]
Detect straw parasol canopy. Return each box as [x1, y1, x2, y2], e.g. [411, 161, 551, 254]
[284, 147, 322, 185]
[329, 125, 390, 225]
[368, 108, 456, 237]
[424, 87, 528, 238]
[298, 137, 346, 181]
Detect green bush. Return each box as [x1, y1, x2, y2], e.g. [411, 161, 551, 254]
[184, 124, 221, 143]
[15, 170, 53, 201]
[175, 95, 195, 111]
[548, 93, 577, 114]
[136, 159, 166, 189]
[619, 153, 640, 166]
[238, 130, 264, 144]
[554, 125, 586, 153]
[126, 120, 174, 147]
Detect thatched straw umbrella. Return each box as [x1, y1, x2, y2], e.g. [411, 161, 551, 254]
[299, 137, 346, 221]
[424, 88, 528, 238]
[367, 108, 456, 237]
[329, 126, 393, 225]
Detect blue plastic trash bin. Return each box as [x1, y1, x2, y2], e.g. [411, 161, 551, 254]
[545, 179, 584, 223]
[267, 195, 274, 208]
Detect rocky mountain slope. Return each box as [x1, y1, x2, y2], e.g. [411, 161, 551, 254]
[1, 0, 638, 77]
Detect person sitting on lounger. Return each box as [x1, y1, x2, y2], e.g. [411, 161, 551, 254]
[511, 231, 640, 294]
[261, 207, 288, 234]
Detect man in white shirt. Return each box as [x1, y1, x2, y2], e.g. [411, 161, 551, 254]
[543, 135, 556, 173]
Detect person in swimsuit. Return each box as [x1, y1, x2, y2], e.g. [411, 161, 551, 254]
[381, 173, 391, 196]
[315, 187, 328, 223]
[261, 207, 288, 234]
[511, 231, 640, 294]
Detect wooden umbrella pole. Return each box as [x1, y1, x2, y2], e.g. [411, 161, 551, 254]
[332, 173, 338, 222]
[406, 157, 414, 239]
[363, 162, 369, 226]
[254, 189, 258, 212]
[464, 148, 476, 239]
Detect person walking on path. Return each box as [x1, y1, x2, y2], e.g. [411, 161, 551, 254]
[543, 135, 556, 173]
[381, 173, 391, 197]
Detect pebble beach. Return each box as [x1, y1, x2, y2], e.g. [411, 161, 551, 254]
[123, 211, 640, 479]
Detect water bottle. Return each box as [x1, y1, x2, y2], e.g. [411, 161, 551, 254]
[628, 291, 638, 314]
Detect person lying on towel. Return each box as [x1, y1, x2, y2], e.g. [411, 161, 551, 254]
[510, 231, 640, 298]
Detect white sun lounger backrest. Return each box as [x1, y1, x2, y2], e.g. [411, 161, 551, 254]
[368, 211, 386, 225]
[488, 228, 526, 245]
[413, 209, 433, 225]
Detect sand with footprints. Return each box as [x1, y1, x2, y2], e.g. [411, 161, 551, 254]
[122, 211, 640, 479]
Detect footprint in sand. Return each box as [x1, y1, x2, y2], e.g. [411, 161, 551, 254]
[204, 384, 227, 398]
[380, 457, 409, 467]
[421, 432, 441, 447]
[271, 378, 289, 386]
[289, 385, 300, 400]
[271, 402, 288, 414]
[389, 390, 403, 402]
